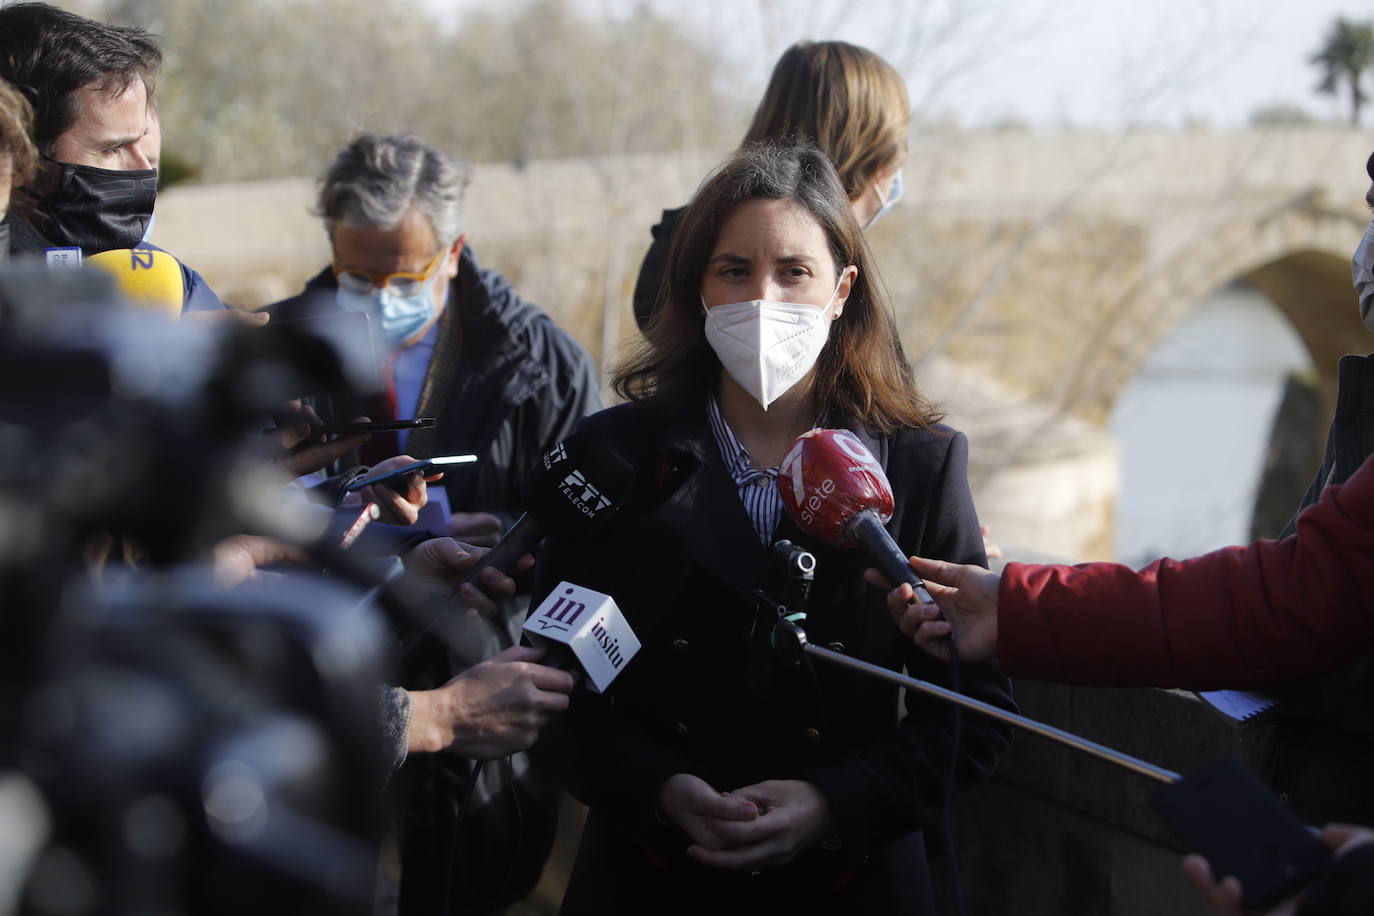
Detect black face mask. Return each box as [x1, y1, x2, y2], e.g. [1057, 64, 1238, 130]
[38, 156, 157, 254]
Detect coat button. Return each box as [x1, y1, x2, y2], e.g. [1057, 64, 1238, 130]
[826, 642, 844, 653]
[804, 727, 821, 743]
[671, 638, 689, 652]
[675, 722, 688, 737]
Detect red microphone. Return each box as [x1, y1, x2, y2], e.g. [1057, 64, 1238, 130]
[777, 429, 937, 606]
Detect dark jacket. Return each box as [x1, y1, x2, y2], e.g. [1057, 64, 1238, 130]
[1264, 352, 1374, 828]
[533, 399, 1015, 915]
[631, 206, 684, 331]
[267, 244, 602, 521]
[1283, 354, 1374, 537]
[268, 244, 600, 916]
[3, 211, 225, 312]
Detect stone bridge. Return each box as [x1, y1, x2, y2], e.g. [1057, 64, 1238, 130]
[154, 127, 1374, 559]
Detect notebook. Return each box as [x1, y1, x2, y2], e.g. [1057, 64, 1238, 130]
[1196, 689, 1279, 727]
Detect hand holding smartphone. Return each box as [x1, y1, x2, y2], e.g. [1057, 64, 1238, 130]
[269, 416, 437, 444]
[1153, 758, 1332, 909]
[345, 454, 478, 494]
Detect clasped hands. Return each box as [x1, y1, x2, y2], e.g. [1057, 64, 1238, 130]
[658, 772, 832, 870]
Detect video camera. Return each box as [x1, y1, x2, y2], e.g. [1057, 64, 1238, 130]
[0, 265, 393, 915]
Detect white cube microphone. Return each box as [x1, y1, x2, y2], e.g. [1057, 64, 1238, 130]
[523, 581, 640, 693]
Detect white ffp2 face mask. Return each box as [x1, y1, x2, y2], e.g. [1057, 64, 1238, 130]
[702, 279, 843, 410]
[1354, 218, 1374, 332]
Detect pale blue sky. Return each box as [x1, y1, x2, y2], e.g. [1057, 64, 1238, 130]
[423, 0, 1374, 129]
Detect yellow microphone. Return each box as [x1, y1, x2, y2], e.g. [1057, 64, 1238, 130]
[86, 247, 185, 318]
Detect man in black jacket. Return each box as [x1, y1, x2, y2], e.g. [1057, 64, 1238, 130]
[0, 3, 225, 313]
[267, 132, 601, 915]
[268, 132, 600, 545]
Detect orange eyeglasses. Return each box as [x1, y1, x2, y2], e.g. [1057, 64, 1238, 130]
[332, 247, 447, 298]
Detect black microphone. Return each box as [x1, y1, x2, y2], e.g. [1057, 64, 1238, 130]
[750, 539, 816, 689]
[395, 433, 635, 655]
[460, 434, 635, 589]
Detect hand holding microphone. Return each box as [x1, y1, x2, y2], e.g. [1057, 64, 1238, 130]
[86, 245, 273, 327]
[404, 644, 574, 760]
[393, 423, 638, 653]
[864, 557, 1002, 663]
[443, 433, 634, 620]
[521, 580, 641, 690]
[776, 429, 951, 630]
[403, 537, 528, 618]
[447, 511, 503, 547]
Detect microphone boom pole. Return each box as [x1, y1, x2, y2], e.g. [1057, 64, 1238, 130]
[777, 619, 1334, 910]
[773, 618, 1180, 785]
[769, 425, 1330, 909]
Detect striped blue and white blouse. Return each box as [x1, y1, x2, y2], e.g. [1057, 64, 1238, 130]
[706, 393, 783, 545]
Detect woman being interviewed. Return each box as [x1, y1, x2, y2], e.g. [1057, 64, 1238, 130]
[536, 141, 1012, 915]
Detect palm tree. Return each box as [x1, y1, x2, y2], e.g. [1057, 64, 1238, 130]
[1311, 17, 1374, 127]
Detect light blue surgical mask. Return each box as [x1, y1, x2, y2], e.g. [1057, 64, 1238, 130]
[1354, 218, 1374, 331]
[336, 254, 448, 348]
[863, 169, 903, 231]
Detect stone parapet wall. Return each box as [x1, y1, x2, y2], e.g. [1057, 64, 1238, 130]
[936, 680, 1276, 916]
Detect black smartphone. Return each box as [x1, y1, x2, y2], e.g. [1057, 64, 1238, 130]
[344, 454, 477, 493]
[1151, 758, 1331, 909]
[315, 417, 437, 436]
[266, 416, 437, 444]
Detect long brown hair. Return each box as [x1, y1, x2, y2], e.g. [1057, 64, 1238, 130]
[0, 77, 36, 189]
[614, 141, 940, 435]
[743, 41, 909, 200]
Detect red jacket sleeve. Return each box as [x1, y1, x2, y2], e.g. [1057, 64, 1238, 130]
[997, 453, 1374, 689]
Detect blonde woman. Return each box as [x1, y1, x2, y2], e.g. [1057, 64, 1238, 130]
[633, 40, 909, 330]
[0, 77, 37, 237]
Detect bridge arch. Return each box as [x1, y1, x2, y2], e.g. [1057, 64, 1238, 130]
[1133, 202, 1366, 423]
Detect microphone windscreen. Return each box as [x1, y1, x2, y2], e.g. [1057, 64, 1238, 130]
[85, 247, 184, 318]
[778, 428, 894, 545]
[521, 434, 636, 537]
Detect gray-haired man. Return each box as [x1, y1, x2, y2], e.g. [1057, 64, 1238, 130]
[267, 133, 601, 914]
[270, 132, 601, 542]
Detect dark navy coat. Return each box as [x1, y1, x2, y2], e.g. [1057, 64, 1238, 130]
[534, 398, 1015, 915]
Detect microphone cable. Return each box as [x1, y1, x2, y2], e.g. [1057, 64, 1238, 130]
[758, 539, 966, 913]
[937, 621, 965, 916]
[498, 753, 525, 902]
[442, 756, 486, 916]
[441, 753, 527, 914]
